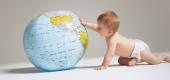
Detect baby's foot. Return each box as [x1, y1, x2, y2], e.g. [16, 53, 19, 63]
[128, 59, 137, 66]
[165, 56, 170, 63]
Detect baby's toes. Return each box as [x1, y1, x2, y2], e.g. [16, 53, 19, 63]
[128, 62, 135, 66]
[128, 59, 137, 66]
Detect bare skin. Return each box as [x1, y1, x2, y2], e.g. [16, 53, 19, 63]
[118, 57, 138, 66]
[80, 18, 170, 70]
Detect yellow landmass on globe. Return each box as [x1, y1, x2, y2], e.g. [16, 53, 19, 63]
[50, 15, 88, 48]
[72, 28, 77, 32]
[50, 16, 73, 25]
[80, 31, 88, 48]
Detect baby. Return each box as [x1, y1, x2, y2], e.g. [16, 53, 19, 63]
[80, 11, 170, 70]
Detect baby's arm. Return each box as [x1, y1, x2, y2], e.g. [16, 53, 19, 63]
[96, 39, 117, 70]
[80, 18, 99, 32]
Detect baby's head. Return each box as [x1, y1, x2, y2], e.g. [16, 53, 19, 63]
[97, 11, 119, 37]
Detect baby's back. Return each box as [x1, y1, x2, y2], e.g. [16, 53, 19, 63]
[114, 33, 135, 57]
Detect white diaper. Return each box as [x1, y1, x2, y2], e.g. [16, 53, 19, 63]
[131, 39, 150, 59]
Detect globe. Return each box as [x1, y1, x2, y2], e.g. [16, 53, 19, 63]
[23, 10, 88, 71]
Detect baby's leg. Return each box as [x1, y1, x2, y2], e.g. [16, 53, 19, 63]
[140, 50, 170, 64]
[154, 53, 170, 63]
[118, 57, 137, 66]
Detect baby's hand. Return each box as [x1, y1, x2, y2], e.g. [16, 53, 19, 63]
[79, 18, 87, 26]
[95, 66, 107, 70]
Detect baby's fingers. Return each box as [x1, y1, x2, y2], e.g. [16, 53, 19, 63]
[79, 18, 87, 25]
[79, 17, 84, 22]
[95, 66, 106, 70]
[95, 67, 101, 70]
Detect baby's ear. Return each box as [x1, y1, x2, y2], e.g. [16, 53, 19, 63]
[108, 31, 114, 36]
[109, 31, 113, 34]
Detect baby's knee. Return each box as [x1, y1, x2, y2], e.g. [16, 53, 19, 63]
[118, 57, 133, 65]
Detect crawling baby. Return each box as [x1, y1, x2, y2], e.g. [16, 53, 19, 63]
[80, 10, 170, 70]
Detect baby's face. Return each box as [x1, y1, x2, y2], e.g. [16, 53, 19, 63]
[98, 22, 112, 37]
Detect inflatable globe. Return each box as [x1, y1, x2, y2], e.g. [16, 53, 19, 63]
[23, 10, 88, 71]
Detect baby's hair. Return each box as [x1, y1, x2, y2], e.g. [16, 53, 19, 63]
[97, 11, 119, 34]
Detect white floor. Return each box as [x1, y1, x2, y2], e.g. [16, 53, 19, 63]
[0, 57, 170, 80]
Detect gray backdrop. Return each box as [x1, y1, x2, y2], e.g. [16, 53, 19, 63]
[0, 0, 170, 65]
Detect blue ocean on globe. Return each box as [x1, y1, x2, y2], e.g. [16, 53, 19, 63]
[23, 10, 88, 71]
